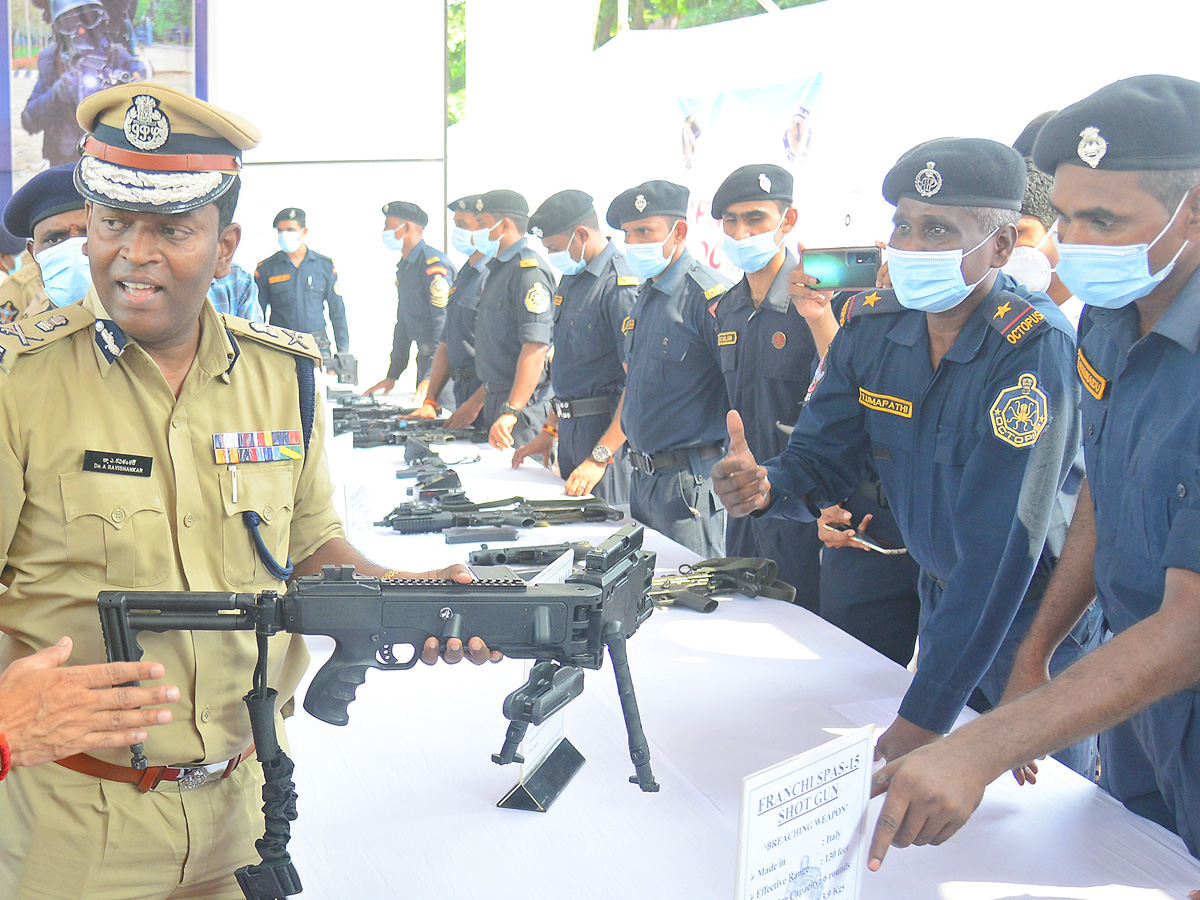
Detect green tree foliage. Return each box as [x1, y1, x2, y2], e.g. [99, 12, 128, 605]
[135, 0, 193, 44]
[595, 0, 824, 47]
[448, 0, 466, 124]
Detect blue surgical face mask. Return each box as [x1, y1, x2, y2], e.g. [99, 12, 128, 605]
[381, 226, 406, 253]
[1054, 194, 1192, 309]
[548, 231, 586, 276]
[451, 226, 475, 255]
[277, 229, 303, 254]
[722, 215, 785, 273]
[35, 236, 91, 307]
[472, 220, 503, 259]
[624, 227, 679, 280]
[887, 228, 998, 313]
[5, 253, 22, 275]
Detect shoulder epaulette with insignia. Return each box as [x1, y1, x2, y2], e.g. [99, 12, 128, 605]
[0, 302, 93, 371]
[611, 254, 639, 287]
[426, 255, 441, 264]
[839, 289, 905, 325]
[686, 264, 731, 302]
[9, 264, 41, 289]
[984, 290, 1049, 346]
[221, 315, 322, 363]
[307, 249, 333, 264]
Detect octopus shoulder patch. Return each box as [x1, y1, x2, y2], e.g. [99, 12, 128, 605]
[989, 372, 1048, 448]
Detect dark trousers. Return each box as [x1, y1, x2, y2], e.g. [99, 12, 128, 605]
[629, 450, 725, 559]
[726, 516, 822, 612]
[557, 396, 630, 506]
[819, 490, 920, 666]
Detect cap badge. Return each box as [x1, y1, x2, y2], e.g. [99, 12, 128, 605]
[475, 198, 484, 212]
[634, 194, 647, 213]
[759, 173, 771, 192]
[914, 161, 942, 198]
[531, 226, 543, 238]
[1077, 127, 1108, 169]
[457, 200, 466, 210]
[123, 95, 170, 151]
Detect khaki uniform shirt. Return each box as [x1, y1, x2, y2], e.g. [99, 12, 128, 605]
[0, 291, 345, 766]
[0, 253, 52, 323]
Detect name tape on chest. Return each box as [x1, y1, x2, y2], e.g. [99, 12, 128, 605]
[213, 430, 303, 464]
[717, 331, 738, 347]
[989, 372, 1048, 448]
[553, 294, 563, 306]
[83, 450, 152, 478]
[858, 388, 913, 418]
[622, 317, 635, 334]
[1076, 348, 1108, 400]
[268, 274, 291, 284]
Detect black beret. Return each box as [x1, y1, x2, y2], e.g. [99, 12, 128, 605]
[3, 164, 84, 238]
[448, 194, 481, 213]
[475, 189, 528, 219]
[883, 138, 1026, 211]
[1020, 159, 1057, 231]
[1033, 75, 1200, 173]
[529, 190, 594, 238]
[1012, 110, 1058, 159]
[711, 164, 793, 218]
[382, 200, 428, 227]
[606, 180, 689, 228]
[273, 207, 305, 227]
[0, 224, 25, 256]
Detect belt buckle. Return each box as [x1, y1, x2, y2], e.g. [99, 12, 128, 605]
[176, 767, 210, 791]
[632, 450, 654, 476]
[553, 398, 571, 419]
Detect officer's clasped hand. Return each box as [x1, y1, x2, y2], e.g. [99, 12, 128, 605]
[712, 410, 772, 517]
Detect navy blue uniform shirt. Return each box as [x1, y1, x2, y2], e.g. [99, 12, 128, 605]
[474, 238, 556, 389]
[714, 250, 818, 461]
[387, 240, 456, 380]
[763, 274, 1080, 732]
[444, 258, 488, 375]
[254, 248, 350, 353]
[621, 249, 732, 456]
[551, 240, 638, 400]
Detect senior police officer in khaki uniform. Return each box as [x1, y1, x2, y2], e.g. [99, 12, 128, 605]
[0, 82, 491, 900]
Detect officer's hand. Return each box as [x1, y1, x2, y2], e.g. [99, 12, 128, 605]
[0, 637, 179, 768]
[52, 69, 80, 103]
[411, 380, 430, 407]
[817, 505, 874, 551]
[565, 459, 606, 497]
[447, 396, 483, 429]
[997, 659, 1051, 785]
[490, 413, 518, 451]
[712, 410, 771, 518]
[512, 431, 553, 470]
[364, 377, 395, 396]
[875, 715, 943, 763]
[404, 401, 438, 420]
[867, 737, 990, 871]
[788, 248, 834, 321]
[415, 565, 503, 666]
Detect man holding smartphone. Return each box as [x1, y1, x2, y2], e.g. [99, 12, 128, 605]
[713, 137, 1100, 770]
[710, 164, 828, 609]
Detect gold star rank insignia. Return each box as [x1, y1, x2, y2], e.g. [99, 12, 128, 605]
[993, 301, 1011, 319]
[863, 292, 881, 307]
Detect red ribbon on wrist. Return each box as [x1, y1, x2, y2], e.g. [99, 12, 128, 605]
[0, 732, 11, 781]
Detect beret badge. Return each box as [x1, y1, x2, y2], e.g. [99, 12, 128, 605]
[1077, 126, 1108, 169]
[634, 194, 648, 213]
[914, 161, 942, 198]
[758, 173, 771, 192]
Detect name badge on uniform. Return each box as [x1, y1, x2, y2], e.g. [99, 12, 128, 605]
[268, 274, 291, 284]
[621, 317, 635, 334]
[717, 331, 738, 346]
[83, 450, 152, 477]
[213, 430, 303, 464]
[1076, 349, 1108, 400]
[858, 388, 913, 418]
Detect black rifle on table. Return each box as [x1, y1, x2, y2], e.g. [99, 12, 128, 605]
[375, 497, 624, 540]
[97, 524, 659, 900]
[468, 541, 595, 567]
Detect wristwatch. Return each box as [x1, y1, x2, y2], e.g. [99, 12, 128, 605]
[591, 444, 613, 465]
[500, 403, 522, 418]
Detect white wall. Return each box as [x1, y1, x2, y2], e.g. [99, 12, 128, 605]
[206, 0, 447, 389]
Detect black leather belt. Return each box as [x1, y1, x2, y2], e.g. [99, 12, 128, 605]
[628, 442, 723, 476]
[551, 395, 612, 420]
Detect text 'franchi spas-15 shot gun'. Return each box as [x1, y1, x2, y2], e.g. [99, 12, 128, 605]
[97, 524, 659, 900]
